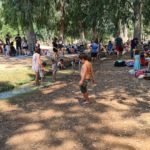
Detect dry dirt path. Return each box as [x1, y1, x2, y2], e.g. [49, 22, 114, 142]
[0, 60, 150, 150]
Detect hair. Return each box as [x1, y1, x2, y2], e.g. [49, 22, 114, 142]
[60, 59, 64, 62]
[35, 47, 40, 54]
[52, 59, 56, 63]
[42, 61, 47, 67]
[10, 42, 13, 46]
[79, 53, 88, 60]
[135, 49, 140, 55]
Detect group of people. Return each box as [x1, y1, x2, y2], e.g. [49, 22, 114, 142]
[32, 46, 65, 86]
[0, 34, 29, 57]
[32, 34, 150, 104]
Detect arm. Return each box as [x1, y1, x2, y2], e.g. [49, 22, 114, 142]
[91, 66, 95, 83]
[38, 55, 41, 66]
[81, 65, 87, 82]
[79, 65, 87, 85]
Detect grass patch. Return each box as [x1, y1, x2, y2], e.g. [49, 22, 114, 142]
[0, 66, 34, 93]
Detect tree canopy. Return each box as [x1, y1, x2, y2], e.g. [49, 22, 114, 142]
[0, 0, 149, 44]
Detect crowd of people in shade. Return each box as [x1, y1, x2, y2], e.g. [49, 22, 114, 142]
[51, 36, 150, 60]
[0, 33, 29, 57]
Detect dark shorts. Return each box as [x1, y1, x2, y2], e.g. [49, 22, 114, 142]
[91, 53, 97, 58]
[80, 80, 90, 94]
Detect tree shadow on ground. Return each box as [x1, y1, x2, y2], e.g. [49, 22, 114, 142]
[0, 81, 15, 93]
[0, 60, 150, 150]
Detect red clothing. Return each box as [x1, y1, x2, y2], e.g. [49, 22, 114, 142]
[116, 46, 123, 51]
[140, 57, 148, 66]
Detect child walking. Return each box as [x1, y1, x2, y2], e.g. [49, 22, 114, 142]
[52, 59, 58, 81]
[134, 50, 141, 71]
[79, 53, 95, 104]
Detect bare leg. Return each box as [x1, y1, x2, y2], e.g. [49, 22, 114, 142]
[83, 92, 90, 102]
[53, 72, 56, 81]
[35, 72, 39, 86]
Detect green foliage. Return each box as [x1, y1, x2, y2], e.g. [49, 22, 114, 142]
[0, 0, 149, 41]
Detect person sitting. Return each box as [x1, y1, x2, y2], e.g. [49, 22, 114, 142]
[107, 41, 113, 54]
[10, 42, 16, 56]
[140, 52, 148, 66]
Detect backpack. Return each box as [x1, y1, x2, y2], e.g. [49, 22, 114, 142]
[114, 60, 126, 67]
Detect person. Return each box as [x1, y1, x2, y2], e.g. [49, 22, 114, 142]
[4, 43, 10, 57]
[32, 47, 41, 86]
[131, 38, 138, 59]
[57, 59, 65, 70]
[52, 37, 59, 59]
[5, 34, 10, 45]
[140, 52, 148, 66]
[52, 59, 58, 81]
[79, 53, 95, 104]
[134, 50, 141, 71]
[10, 42, 16, 56]
[0, 39, 3, 54]
[39, 62, 47, 83]
[107, 41, 113, 55]
[15, 34, 22, 55]
[91, 40, 99, 62]
[22, 37, 28, 55]
[115, 33, 123, 57]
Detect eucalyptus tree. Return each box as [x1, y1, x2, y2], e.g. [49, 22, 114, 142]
[1, 0, 54, 51]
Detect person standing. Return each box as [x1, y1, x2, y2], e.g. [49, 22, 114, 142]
[22, 37, 28, 55]
[5, 34, 10, 45]
[79, 53, 95, 104]
[32, 47, 41, 86]
[91, 40, 99, 62]
[134, 50, 141, 71]
[115, 33, 123, 57]
[52, 37, 59, 59]
[15, 34, 22, 55]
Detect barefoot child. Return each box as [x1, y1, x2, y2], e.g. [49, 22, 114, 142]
[79, 53, 95, 104]
[39, 62, 47, 83]
[52, 59, 58, 81]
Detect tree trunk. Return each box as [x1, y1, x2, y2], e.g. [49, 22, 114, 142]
[59, 0, 65, 41]
[25, 23, 36, 53]
[118, 20, 124, 38]
[122, 24, 128, 42]
[133, 0, 142, 42]
[79, 21, 85, 41]
[92, 26, 97, 40]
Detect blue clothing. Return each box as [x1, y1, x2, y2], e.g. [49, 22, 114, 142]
[107, 43, 113, 51]
[91, 43, 98, 53]
[134, 54, 141, 70]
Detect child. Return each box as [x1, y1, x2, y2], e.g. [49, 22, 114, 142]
[134, 50, 141, 71]
[52, 59, 58, 81]
[57, 59, 65, 70]
[107, 41, 113, 55]
[79, 53, 95, 104]
[39, 61, 47, 83]
[5, 44, 10, 57]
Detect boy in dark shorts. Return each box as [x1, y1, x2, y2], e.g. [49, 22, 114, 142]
[79, 53, 95, 104]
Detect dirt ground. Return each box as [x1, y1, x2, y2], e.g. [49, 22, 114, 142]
[0, 59, 150, 150]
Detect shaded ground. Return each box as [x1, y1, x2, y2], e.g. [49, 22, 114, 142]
[0, 59, 150, 150]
